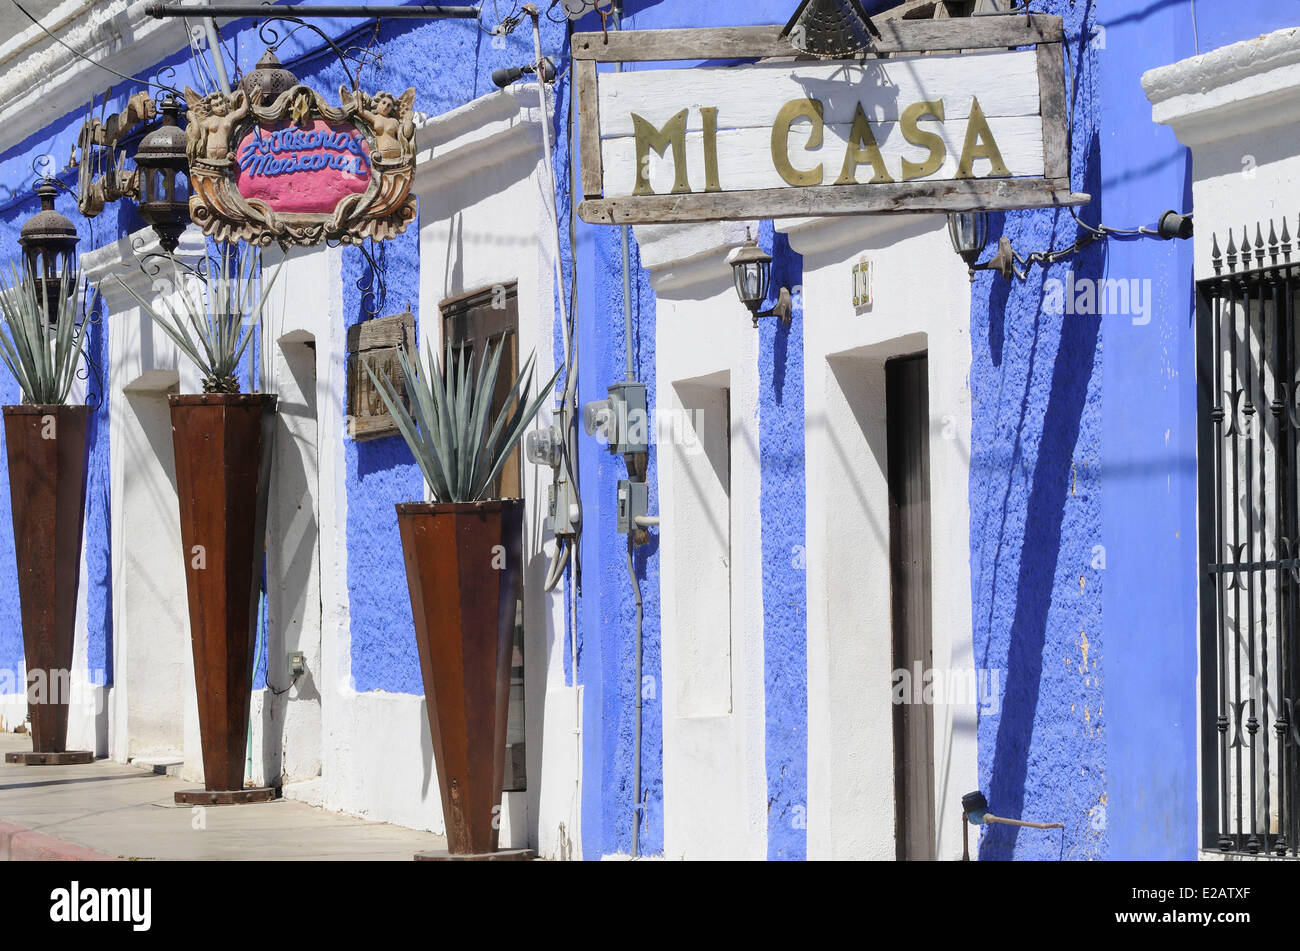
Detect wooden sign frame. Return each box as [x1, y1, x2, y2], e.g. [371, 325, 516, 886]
[573, 16, 1088, 225]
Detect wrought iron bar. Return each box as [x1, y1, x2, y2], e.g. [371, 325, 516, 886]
[1200, 215, 1300, 856]
[145, 4, 480, 19]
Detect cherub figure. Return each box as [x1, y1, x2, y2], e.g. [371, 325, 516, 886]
[351, 88, 415, 163]
[183, 87, 255, 163]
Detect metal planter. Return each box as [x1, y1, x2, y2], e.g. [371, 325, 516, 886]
[398, 499, 523, 856]
[169, 393, 277, 803]
[2, 405, 91, 764]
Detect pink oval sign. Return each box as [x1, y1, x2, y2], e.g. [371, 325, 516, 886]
[235, 119, 371, 215]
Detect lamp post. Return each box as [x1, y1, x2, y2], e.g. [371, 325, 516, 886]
[18, 179, 80, 322]
[134, 96, 192, 254]
[728, 230, 792, 329]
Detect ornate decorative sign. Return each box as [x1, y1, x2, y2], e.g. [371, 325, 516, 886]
[184, 84, 417, 245]
[572, 16, 1088, 225]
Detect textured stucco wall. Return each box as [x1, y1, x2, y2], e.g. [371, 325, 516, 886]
[758, 222, 806, 861]
[971, 0, 1106, 860]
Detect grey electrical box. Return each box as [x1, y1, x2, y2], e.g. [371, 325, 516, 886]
[607, 381, 648, 457]
[288, 652, 307, 678]
[548, 476, 580, 536]
[616, 480, 649, 535]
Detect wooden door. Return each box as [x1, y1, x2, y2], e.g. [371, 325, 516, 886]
[887, 352, 936, 861]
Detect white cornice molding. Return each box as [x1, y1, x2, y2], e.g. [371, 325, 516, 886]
[1142, 27, 1300, 147]
[631, 220, 756, 295]
[778, 213, 942, 261]
[0, 2, 192, 150]
[412, 83, 545, 192]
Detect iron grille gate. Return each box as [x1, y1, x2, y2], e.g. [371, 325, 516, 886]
[1197, 218, 1300, 856]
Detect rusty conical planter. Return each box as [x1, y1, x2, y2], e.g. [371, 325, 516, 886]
[170, 393, 278, 804]
[2, 405, 92, 766]
[399, 499, 524, 857]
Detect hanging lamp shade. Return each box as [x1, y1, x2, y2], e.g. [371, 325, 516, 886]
[781, 0, 881, 59]
[241, 49, 298, 106]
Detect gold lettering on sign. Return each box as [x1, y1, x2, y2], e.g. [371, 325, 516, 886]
[633, 109, 691, 196]
[835, 103, 894, 186]
[771, 98, 825, 187]
[900, 100, 946, 181]
[956, 97, 1011, 179]
[700, 106, 722, 193]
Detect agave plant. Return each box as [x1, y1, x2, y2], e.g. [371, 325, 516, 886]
[367, 338, 559, 503]
[0, 262, 91, 406]
[111, 244, 282, 394]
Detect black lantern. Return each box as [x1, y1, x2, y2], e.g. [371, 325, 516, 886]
[947, 211, 1015, 281]
[729, 229, 792, 329]
[241, 49, 298, 106]
[18, 179, 80, 322]
[135, 96, 191, 254]
[781, 0, 880, 59]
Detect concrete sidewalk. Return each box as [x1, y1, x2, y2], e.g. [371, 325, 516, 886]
[0, 734, 447, 860]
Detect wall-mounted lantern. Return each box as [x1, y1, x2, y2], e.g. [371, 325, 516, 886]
[728, 230, 792, 329]
[133, 96, 191, 253]
[18, 179, 81, 322]
[948, 208, 1194, 283]
[947, 211, 1014, 282]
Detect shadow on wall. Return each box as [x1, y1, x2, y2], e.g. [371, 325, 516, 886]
[979, 130, 1104, 860]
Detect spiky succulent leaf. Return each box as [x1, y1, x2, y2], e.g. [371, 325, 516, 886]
[0, 262, 93, 406]
[108, 247, 282, 393]
[367, 337, 559, 503]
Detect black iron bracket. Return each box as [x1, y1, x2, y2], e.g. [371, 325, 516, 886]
[145, 4, 480, 20]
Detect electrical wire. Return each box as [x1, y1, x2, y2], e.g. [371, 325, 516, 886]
[626, 533, 643, 859]
[986, 16, 1192, 277]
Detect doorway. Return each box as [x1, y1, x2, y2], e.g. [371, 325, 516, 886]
[887, 352, 936, 861]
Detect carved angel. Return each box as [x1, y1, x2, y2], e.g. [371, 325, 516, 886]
[349, 87, 416, 163]
[184, 86, 255, 163]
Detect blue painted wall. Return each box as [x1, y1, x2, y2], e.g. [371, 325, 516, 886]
[4, 0, 1293, 860]
[758, 222, 806, 861]
[1097, 0, 1300, 861]
[971, 0, 1106, 860]
[0, 42, 208, 703]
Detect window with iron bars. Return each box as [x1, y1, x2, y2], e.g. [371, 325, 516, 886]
[1197, 217, 1300, 856]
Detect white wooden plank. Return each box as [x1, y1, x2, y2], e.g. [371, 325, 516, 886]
[596, 49, 1041, 138]
[600, 116, 1044, 198]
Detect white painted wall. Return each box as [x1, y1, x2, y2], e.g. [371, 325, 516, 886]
[82, 233, 205, 777]
[1144, 27, 1300, 281]
[412, 82, 579, 859]
[780, 213, 977, 861]
[635, 220, 768, 860]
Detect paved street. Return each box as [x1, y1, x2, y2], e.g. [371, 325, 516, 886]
[0, 734, 447, 860]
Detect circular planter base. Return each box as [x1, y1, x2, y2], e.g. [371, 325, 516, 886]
[414, 848, 536, 862]
[4, 751, 94, 766]
[174, 787, 280, 805]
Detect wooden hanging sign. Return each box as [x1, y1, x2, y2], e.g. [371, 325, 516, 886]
[184, 84, 417, 245]
[573, 16, 1088, 225]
